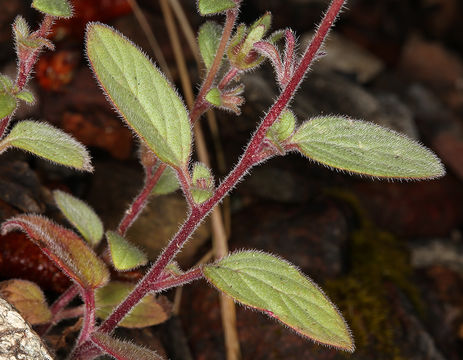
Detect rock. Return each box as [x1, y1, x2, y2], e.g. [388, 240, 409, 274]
[0, 297, 54, 360]
[411, 238, 463, 275]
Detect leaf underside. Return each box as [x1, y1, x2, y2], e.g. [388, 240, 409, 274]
[198, 21, 223, 69]
[91, 332, 163, 360]
[203, 251, 354, 351]
[291, 116, 445, 179]
[0, 279, 51, 325]
[198, 0, 236, 16]
[86, 23, 191, 167]
[0, 92, 16, 119]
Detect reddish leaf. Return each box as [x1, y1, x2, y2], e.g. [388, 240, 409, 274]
[91, 332, 163, 360]
[1, 215, 109, 289]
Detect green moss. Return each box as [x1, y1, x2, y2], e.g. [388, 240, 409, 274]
[325, 190, 422, 359]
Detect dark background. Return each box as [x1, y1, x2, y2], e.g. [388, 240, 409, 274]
[0, 0, 462, 359]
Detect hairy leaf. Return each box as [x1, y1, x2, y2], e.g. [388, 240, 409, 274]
[0, 279, 51, 325]
[91, 332, 163, 360]
[267, 109, 295, 144]
[290, 116, 445, 179]
[32, 0, 73, 18]
[0, 74, 14, 92]
[198, 21, 223, 69]
[53, 190, 103, 246]
[152, 165, 179, 195]
[205, 88, 222, 107]
[2, 120, 92, 171]
[0, 92, 16, 119]
[106, 231, 147, 271]
[16, 90, 36, 104]
[204, 251, 354, 351]
[95, 282, 169, 328]
[86, 23, 191, 167]
[1, 215, 109, 289]
[197, 0, 236, 16]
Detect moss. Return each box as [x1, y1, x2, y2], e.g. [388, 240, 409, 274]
[325, 190, 422, 359]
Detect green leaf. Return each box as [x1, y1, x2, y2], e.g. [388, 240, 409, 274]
[198, 21, 223, 70]
[53, 190, 103, 246]
[191, 162, 214, 204]
[0, 92, 16, 119]
[32, 0, 73, 18]
[205, 88, 222, 107]
[95, 282, 169, 328]
[2, 120, 93, 171]
[86, 23, 192, 168]
[15, 90, 36, 105]
[0, 280, 51, 325]
[106, 231, 148, 271]
[1, 215, 109, 289]
[290, 116, 445, 179]
[197, 0, 236, 16]
[91, 332, 163, 360]
[152, 165, 180, 195]
[203, 251, 354, 351]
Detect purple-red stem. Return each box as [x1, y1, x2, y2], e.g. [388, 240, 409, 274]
[0, 15, 54, 139]
[76, 1, 346, 356]
[118, 163, 167, 235]
[95, 0, 345, 336]
[218, 67, 240, 90]
[190, 6, 240, 123]
[77, 288, 95, 346]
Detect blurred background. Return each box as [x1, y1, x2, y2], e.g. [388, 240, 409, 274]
[0, 0, 462, 359]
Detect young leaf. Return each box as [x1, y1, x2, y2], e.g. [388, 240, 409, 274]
[0, 92, 16, 119]
[0, 279, 51, 325]
[191, 162, 214, 204]
[203, 251, 354, 352]
[91, 332, 163, 360]
[1, 215, 109, 289]
[32, 0, 73, 18]
[197, 0, 236, 16]
[1, 120, 93, 171]
[95, 282, 169, 328]
[152, 165, 180, 195]
[86, 23, 192, 168]
[290, 116, 445, 179]
[198, 21, 223, 70]
[53, 190, 104, 246]
[205, 88, 222, 107]
[106, 231, 148, 271]
[16, 90, 36, 105]
[267, 109, 295, 144]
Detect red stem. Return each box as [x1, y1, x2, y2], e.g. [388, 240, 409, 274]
[190, 6, 240, 123]
[77, 288, 95, 346]
[117, 163, 167, 235]
[0, 15, 54, 139]
[218, 67, 240, 90]
[152, 266, 203, 292]
[75, 0, 346, 356]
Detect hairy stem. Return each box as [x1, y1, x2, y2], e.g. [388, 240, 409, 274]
[77, 288, 96, 346]
[74, 1, 346, 355]
[118, 163, 167, 235]
[0, 15, 54, 138]
[190, 5, 240, 123]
